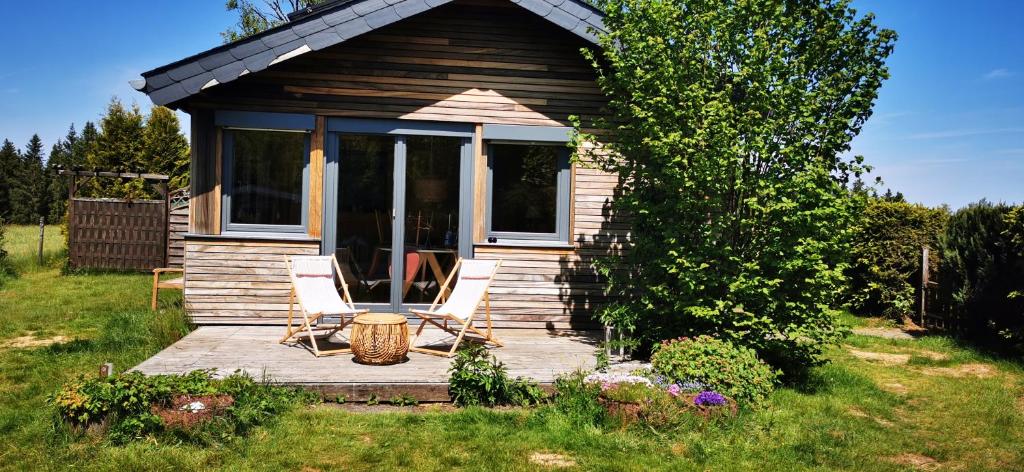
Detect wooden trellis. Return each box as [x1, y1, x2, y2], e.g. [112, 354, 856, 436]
[62, 170, 171, 271]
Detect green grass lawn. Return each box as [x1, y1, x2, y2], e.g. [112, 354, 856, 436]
[1, 224, 1023, 471]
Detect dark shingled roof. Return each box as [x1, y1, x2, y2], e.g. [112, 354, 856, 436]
[134, 0, 606, 107]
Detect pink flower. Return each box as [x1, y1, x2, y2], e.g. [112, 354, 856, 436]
[666, 384, 681, 397]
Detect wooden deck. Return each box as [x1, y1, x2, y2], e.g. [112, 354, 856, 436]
[133, 327, 600, 401]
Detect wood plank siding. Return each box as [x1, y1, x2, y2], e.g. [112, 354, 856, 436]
[187, 1, 605, 128]
[167, 203, 189, 268]
[183, 238, 320, 324]
[181, 0, 624, 328]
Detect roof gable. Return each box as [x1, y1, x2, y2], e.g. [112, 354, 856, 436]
[135, 0, 605, 107]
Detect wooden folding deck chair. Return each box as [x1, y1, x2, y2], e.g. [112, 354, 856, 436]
[409, 258, 503, 357]
[281, 255, 369, 357]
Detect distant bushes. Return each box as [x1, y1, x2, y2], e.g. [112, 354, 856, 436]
[938, 202, 1024, 350]
[846, 199, 948, 320]
[847, 198, 1024, 352]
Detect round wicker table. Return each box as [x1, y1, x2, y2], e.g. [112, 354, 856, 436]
[350, 313, 409, 365]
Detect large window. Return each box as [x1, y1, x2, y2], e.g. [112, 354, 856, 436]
[223, 129, 309, 233]
[486, 142, 570, 242]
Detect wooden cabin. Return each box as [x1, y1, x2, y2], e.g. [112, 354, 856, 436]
[133, 0, 623, 329]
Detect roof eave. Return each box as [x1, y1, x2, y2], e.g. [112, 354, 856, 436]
[134, 0, 606, 107]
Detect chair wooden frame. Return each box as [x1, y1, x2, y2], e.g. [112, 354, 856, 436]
[409, 258, 503, 357]
[280, 255, 369, 357]
[151, 267, 184, 311]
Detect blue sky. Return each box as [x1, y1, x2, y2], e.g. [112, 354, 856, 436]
[1, 1, 1021, 209]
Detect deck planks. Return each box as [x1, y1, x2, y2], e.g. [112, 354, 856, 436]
[133, 326, 599, 401]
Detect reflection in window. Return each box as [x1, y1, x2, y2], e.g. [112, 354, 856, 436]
[229, 130, 306, 227]
[490, 143, 561, 234]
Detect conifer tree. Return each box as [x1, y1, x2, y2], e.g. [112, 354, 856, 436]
[10, 135, 46, 224]
[46, 125, 79, 222]
[86, 99, 146, 198]
[143, 107, 190, 190]
[0, 140, 19, 220]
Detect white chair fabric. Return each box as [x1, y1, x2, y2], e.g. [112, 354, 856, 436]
[433, 259, 498, 321]
[289, 256, 360, 316]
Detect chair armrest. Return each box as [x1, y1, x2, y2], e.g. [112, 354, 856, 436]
[153, 268, 185, 274]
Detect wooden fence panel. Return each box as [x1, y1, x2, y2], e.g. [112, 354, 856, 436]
[68, 198, 168, 271]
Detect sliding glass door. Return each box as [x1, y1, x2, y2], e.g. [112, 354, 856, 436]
[321, 121, 473, 314]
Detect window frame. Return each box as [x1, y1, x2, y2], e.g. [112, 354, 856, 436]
[220, 127, 311, 235]
[485, 140, 572, 244]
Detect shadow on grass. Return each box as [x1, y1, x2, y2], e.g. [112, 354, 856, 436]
[45, 339, 96, 355]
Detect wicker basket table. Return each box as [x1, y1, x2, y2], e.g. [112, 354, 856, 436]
[350, 313, 409, 365]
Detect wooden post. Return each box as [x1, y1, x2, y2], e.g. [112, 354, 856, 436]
[604, 325, 612, 361]
[99, 363, 114, 377]
[37, 217, 45, 265]
[920, 246, 929, 327]
[159, 181, 170, 268]
[67, 174, 76, 268]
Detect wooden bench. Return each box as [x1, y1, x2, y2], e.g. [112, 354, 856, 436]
[151, 268, 184, 310]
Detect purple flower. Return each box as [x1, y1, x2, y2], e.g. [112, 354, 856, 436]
[666, 384, 681, 397]
[694, 391, 727, 406]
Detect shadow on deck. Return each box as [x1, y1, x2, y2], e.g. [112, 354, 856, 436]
[133, 327, 600, 401]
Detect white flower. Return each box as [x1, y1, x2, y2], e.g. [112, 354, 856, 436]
[583, 372, 653, 386]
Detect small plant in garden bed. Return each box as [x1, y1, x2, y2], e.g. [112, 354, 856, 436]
[50, 369, 316, 444]
[651, 335, 779, 405]
[552, 371, 606, 427]
[448, 343, 545, 407]
[593, 376, 736, 429]
[390, 394, 418, 406]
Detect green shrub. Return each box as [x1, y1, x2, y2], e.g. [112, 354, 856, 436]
[938, 201, 1024, 351]
[50, 370, 316, 444]
[846, 198, 948, 320]
[651, 336, 778, 404]
[448, 344, 545, 407]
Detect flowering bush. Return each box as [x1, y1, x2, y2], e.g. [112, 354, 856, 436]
[652, 336, 778, 405]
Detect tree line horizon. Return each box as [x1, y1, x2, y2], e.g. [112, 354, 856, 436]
[0, 98, 190, 226]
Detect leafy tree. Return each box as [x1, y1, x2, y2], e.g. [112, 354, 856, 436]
[10, 135, 48, 224]
[846, 198, 948, 322]
[0, 139, 18, 220]
[85, 99, 146, 198]
[143, 107, 191, 190]
[1007, 206, 1024, 257]
[579, 0, 896, 373]
[222, 0, 325, 42]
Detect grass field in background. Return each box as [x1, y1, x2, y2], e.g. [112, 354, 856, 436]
[0, 224, 1022, 470]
